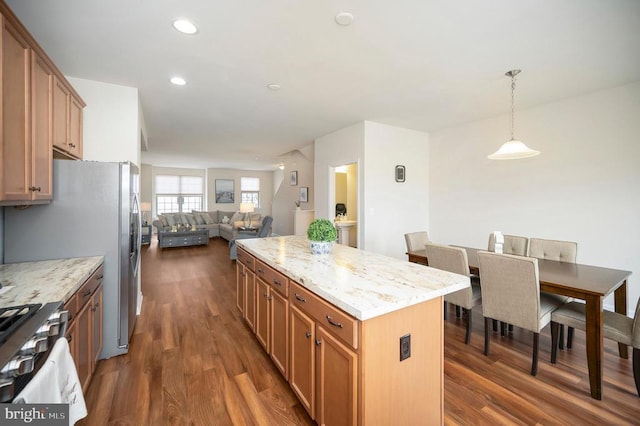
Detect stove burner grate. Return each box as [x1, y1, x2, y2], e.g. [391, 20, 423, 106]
[0, 304, 42, 344]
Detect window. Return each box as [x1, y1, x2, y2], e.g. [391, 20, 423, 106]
[241, 177, 260, 208]
[156, 175, 203, 214]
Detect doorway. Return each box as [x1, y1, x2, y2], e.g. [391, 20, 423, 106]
[333, 163, 358, 248]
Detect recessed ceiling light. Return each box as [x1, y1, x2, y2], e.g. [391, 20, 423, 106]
[172, 19, 198, 35]
[335, 12, 354, 26]
[170, 76, 187, 86]
[267, 83, 281, 91]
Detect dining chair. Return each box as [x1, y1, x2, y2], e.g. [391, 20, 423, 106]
[529, 238, 577, 263]
[550, 297, 640, 397]
[229, 216, 273, 260]
[487, 234, 528, 256]
[404, 231, 430, 252]
[529, 238, 578, 348]
[477, 251, 565, 376]
[425, 243, 481, 344]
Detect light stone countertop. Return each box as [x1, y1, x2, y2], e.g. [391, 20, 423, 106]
[238, 235, 469, 321]
[0, 256, 104, 308]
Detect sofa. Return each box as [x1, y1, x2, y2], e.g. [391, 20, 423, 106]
[152, 210, 263, 241]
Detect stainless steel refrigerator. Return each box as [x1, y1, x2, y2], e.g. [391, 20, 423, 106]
[3, 159, 141, 358]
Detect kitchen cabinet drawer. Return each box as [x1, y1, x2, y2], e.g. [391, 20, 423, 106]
[289, 281, 358, 350]
[237, 248, 255, 271]
[76, 265, 104, 309]
[256, 259, 288, 297]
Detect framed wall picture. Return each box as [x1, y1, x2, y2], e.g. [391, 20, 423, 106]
[215, 179, 234, 203]
[395, 165, 406, 182]
[300, 187, 308, 203]
[290, 170, 298, 186]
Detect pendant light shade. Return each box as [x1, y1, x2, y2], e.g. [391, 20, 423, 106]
[489, 70, 540, 160]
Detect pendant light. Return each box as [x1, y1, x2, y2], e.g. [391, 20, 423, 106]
[488, 69, 540, 160]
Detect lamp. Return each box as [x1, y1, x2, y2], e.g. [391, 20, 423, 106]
[140, 202, 152, 225]
[488, 69, 540, 160]
[239, 202, 255, 227]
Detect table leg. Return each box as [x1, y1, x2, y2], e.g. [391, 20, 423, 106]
[584, 295, 604, 400]
[614, 280, 629, 359]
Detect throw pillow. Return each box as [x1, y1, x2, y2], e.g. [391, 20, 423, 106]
[180, 214, 190, 225]
[230, 212, 243, 225]
[184, 214, 197, 225]
[202, 212, 214, 224]
[158, 214, 169, 227]
[194, 213, 205, 225]
[166, 214, 176, 226]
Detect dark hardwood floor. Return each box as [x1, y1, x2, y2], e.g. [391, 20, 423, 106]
[79, 238, 639, 425]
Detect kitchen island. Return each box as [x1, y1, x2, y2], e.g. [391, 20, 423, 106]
[236, 236, 468, 426]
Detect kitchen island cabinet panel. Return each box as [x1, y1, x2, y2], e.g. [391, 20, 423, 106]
[237, 236, 467, 425]
[270, 288, 289, 380]
[289, 305, 315, 418]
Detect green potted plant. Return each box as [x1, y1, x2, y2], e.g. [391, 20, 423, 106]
[307, 218, 338, 254]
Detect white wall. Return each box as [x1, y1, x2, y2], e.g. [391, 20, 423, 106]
[67, 77, 140, 165]
[363, 121, 429, 257]
[205, 168, 274, 219]
[315, 121, 430, 257]
[430, 82, 640, 314]
[315, 122, 365, 245]
[271, 148, 314, 236]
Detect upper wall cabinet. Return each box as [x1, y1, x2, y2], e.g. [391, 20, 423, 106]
[0, 1, 85, 205]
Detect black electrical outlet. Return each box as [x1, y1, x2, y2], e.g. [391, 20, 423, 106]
[400, 334, 411, 361]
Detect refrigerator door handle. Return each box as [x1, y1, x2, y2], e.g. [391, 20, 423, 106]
[131, 193, 142, 276]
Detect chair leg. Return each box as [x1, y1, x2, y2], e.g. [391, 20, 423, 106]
[456, 305, 461, 318]
[443, 301, 448, 320]
[531, 332, 540, 376]
[500, 321, 507, 336]
[492, 319, 498, 332]
[567, 327, 574, 349]
[508, 324, 514, 333]
[465, 308, 472, 345]
[633, 347, 640, 398]
[484, 317, 491, 356]
[559, 325, 565, 350]
[550, 322, 559, 364]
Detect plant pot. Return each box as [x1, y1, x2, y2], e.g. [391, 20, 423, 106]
[310, 240, 333, 255]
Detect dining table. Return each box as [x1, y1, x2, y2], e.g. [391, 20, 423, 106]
[407, 247, 632, 400]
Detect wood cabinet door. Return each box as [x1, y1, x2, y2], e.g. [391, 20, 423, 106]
[244, 269, 256, 332]
[316, 325, 357, 426]
[91, 286, 103, 372]
[30, 51, 53, 201]
[65, 319, 79, 377]
[255, 279, 270, 352]
[289, 305, 315, 418]
[270, 289, 289, 380]
[1, 17, 31, 202]
[68, 95, 82, 158]
[52, 76, 69, 152]
[76, 302, 91, 391]
[236, 263, 245, 315]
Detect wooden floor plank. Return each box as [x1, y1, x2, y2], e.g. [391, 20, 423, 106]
[78, 237, 640, 425]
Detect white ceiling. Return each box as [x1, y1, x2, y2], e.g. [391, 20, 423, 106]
[7, 0, 640, 170]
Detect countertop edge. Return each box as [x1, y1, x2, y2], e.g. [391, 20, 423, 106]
[238, 240, 470, 321]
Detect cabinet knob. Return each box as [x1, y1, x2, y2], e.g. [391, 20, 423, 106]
[28, 186, 41, 192]
[315, 339, 322, 346]
[305, 332, 312, 339]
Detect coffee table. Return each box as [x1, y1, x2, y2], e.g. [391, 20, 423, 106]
[158, 229, 209, 248]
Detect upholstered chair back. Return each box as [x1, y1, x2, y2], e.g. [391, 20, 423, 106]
[426, 243, 475, 309]
[529, 238, 577, 263]
[478, 252, 542, 332]
[488, 234, 529, 256]
[404, 231, 430, 252]
[632, 297, 640, 348]
[257, 216, 273, 237]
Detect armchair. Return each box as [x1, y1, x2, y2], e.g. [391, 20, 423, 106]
[229, 216, 273, 260]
